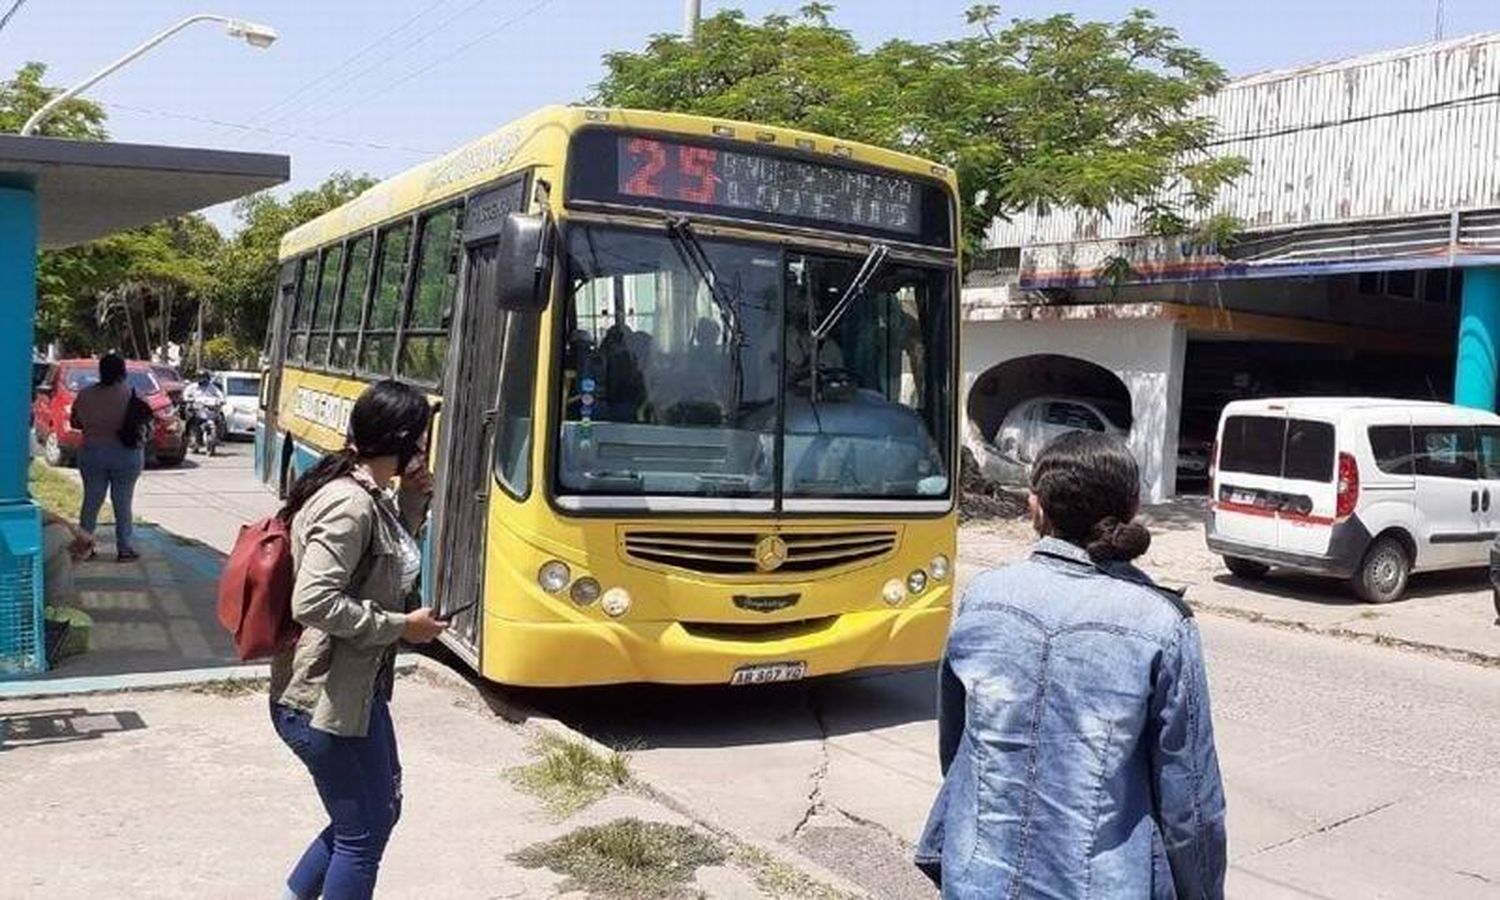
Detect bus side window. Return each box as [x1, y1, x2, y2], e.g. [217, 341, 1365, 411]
[287, 254, 317, 364]
[307, 242, 346, 370]
[331, 233, 374, 371]
[360, 221, 413, 378]
[399, 206, 463, 387]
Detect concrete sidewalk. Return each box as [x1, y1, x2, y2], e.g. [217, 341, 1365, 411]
[0, 665, 842, 900]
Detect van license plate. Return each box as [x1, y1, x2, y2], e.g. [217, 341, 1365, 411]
[1231, 490, 1257, 505]
[731, 662, 807, 686]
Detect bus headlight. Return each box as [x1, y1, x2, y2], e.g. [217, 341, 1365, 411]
[908, 570, 929, 595]
[538, 561, 571, 594]
[600, 587, 632, 617]
[882, 578, 906, 606]
[570, 577, 602, 606]
[930, 554, 951, 582]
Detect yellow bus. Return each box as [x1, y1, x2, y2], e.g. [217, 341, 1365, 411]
[256, 106, 960, 687]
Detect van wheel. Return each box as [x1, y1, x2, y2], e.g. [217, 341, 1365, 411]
[1223, 556, 1270, 580]
[1352, 537, 1410, 604]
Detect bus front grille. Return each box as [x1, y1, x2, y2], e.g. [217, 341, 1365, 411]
[622, 529, 898, 575]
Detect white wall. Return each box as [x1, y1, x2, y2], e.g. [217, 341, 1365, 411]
[962, 317, 1186, 503]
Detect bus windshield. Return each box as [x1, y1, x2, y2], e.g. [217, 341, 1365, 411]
[557, 225, 952, 504]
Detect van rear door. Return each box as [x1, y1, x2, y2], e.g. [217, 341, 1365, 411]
[1275, 417, 1338, 557]
[1214, 412, 1286, 549]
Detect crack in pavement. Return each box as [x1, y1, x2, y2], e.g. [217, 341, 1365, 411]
[791, 684, 832, 838]
[1250, 799, 1400, 856]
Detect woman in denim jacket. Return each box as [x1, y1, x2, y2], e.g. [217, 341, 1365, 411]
[917, 432, 1227, 898]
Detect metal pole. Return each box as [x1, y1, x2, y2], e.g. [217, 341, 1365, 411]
[1435, 0, 1445, 40]
[21, 14, 275, 136]
[683, 0, 700, 41]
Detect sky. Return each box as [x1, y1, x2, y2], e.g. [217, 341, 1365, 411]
[5, 0, 1500, 232]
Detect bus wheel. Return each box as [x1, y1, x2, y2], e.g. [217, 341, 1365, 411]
[1352, 537, 1409, 604]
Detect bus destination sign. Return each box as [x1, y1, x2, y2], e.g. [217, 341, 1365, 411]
[615, 136, 924, 237]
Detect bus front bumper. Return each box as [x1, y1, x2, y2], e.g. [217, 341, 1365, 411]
[480, 598, 952, 687]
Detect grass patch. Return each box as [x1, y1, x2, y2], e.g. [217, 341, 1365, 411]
[510, 732, 633, 815]
[188, 678, 268, 698]
[28, 460, 94, 521]
[512, 818, 724, 899]
[732, 844, 860, 900]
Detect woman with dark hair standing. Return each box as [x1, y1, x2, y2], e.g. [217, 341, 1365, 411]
[917, 432, 1227, 899]
[269, 379, 448, 900]
[69, 352, 143, 561]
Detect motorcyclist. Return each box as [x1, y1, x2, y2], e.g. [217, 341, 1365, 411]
[182, 372, 225, 451]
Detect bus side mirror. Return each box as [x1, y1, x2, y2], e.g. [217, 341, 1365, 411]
[496, 212, 553, 311]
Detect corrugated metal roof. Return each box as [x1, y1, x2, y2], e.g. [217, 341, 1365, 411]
[989, 33, 1500, 248]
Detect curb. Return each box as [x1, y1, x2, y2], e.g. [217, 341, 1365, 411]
[1190, 600, 1500, 669]
[0, 657, 419, 701]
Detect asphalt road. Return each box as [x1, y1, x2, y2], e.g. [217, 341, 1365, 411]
[518, 613, 1500, 899]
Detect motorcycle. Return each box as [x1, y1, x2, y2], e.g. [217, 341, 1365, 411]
[186, 395, 226, 457]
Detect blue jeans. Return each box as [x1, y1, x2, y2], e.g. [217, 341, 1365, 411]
[77, 443, 143, 553]
[272, 700, 403, 900]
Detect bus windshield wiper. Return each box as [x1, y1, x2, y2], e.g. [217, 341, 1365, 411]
[813, 243, 890, 340]
[666, 216, 745, 413]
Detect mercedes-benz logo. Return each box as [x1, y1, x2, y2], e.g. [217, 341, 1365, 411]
[754, 535, 788, 572]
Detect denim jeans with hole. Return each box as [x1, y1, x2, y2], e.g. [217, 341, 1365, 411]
[271, 698, 402, 900]
[77, 443, 143, 553]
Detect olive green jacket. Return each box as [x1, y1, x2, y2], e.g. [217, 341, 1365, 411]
[269, 475, 427, 737]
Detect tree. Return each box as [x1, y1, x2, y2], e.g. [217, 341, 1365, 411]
[592, 5, 1247, 253]
[212, 173, 378, 349]
[0, 62, 106, 138]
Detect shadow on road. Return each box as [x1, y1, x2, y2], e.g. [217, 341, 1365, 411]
[0, 707, 146, 750]
[505, 666, 939, 752]
[1211, 566, 1492, 607]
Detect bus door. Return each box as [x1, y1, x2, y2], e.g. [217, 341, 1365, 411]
[258, 260, 297, 488]
[429, 185, 526, 656]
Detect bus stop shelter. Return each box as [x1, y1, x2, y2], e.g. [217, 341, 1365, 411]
[0, 134, 287, 677]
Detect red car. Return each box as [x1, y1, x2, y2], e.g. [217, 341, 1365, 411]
[32, 358, 187, 467]
[150, 363, 186, 406]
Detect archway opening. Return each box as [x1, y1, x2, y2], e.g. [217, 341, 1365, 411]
[965, 354, 1133, 482]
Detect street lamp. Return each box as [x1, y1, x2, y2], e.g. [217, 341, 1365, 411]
[21, 14, 277, 136]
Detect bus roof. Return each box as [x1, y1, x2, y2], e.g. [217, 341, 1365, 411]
[279, 106, 957, 259]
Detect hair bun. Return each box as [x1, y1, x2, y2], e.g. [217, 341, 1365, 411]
[1085, 517, 1151, 563]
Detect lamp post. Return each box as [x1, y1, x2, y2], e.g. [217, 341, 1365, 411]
[21, 14, 277, 136]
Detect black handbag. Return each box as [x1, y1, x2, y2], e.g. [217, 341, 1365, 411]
[117, 389, 153, 449]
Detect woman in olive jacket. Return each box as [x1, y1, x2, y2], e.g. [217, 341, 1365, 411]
[269, 380, 447, 900]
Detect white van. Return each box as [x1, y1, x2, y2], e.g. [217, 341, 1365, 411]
[1207, 397, 1500, 603]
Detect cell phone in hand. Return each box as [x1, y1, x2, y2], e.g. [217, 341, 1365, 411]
[438, 598, 476, 619]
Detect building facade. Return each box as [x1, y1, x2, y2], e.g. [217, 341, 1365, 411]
[965, 33, 1500, 501]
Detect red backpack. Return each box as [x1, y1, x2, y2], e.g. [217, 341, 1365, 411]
[217, 516, 300, 660]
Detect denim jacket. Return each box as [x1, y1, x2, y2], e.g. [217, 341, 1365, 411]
[916, 538, 1227, 899]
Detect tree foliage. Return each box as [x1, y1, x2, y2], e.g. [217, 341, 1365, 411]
[593, 5, 1246, 252]
[0, 62, 106, 139]
[211, 172, 377, 349]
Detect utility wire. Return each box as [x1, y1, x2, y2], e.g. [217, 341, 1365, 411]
[103, 101, 442, 156]
[241, 0, 457, 130]
[0, 0, 29, 35]
[249, 0, 504, 137]
[313, 0, 558, 131]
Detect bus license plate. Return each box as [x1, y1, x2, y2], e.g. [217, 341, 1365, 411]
[731, 662, 807, 686]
